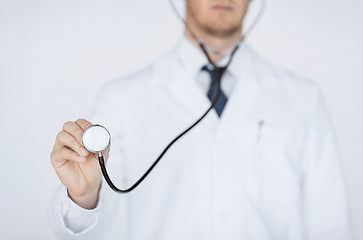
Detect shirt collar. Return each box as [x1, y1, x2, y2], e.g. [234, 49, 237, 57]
[175, 34, 250, 81]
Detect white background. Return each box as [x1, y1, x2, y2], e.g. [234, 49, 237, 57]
[0, 0, 362, 239]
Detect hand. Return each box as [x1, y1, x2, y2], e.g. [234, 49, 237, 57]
[50, 119, 110, 209]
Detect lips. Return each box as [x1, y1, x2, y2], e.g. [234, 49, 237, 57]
[212, 5, 233, 13]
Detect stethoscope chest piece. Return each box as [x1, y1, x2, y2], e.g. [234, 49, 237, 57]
[82, 124, 111, 155]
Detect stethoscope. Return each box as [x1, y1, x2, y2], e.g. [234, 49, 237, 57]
[82, 0, 266, 194]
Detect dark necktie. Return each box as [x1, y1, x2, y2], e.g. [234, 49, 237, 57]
[201, 65, 228, 117]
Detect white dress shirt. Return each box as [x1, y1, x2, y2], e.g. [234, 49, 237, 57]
[48, 35, 353, 240]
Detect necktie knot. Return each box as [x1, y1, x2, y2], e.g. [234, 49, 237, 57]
[201, 66, 226, 78]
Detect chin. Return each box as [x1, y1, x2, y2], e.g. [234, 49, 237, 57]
[203, 22, 240, 37]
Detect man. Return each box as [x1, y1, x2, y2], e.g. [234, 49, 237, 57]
[49, 0, 353, 239]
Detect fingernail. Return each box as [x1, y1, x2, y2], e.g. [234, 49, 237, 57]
[80, 147, 89, 156]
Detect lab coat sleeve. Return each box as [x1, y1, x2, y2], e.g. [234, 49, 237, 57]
[301, 86, 354, 240]
[62, 185, 103, 233]
[47, 182, 105, 239]
[48, 81, 126, 239]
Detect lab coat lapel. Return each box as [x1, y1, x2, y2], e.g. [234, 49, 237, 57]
[149, 36, 219, 125]
[160, 61, 219, 124]
[219, 44, 260, 122]
[150, 38, 260, 125]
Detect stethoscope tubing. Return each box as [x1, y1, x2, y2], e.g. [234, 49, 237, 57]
[98, 57, 232, 193]
[98, 0, 266, 193]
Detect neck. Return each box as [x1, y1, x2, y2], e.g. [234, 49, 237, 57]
[184, 28, 241, 64]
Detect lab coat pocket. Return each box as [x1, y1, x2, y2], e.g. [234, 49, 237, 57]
[243, 120, 302, 204]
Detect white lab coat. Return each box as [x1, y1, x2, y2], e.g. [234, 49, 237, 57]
[48, 35, 353, 240]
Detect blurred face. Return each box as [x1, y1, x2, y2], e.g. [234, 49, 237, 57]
[186, 0, 250, 38]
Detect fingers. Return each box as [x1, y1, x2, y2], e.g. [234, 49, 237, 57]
[56, 130, 89, 157]
[75, 119, 93, 131]
[51, 119, 100, 168]
[60, 119, 93, 150]
[62, 121, 86, 146]
[52, 147, 88, 165]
